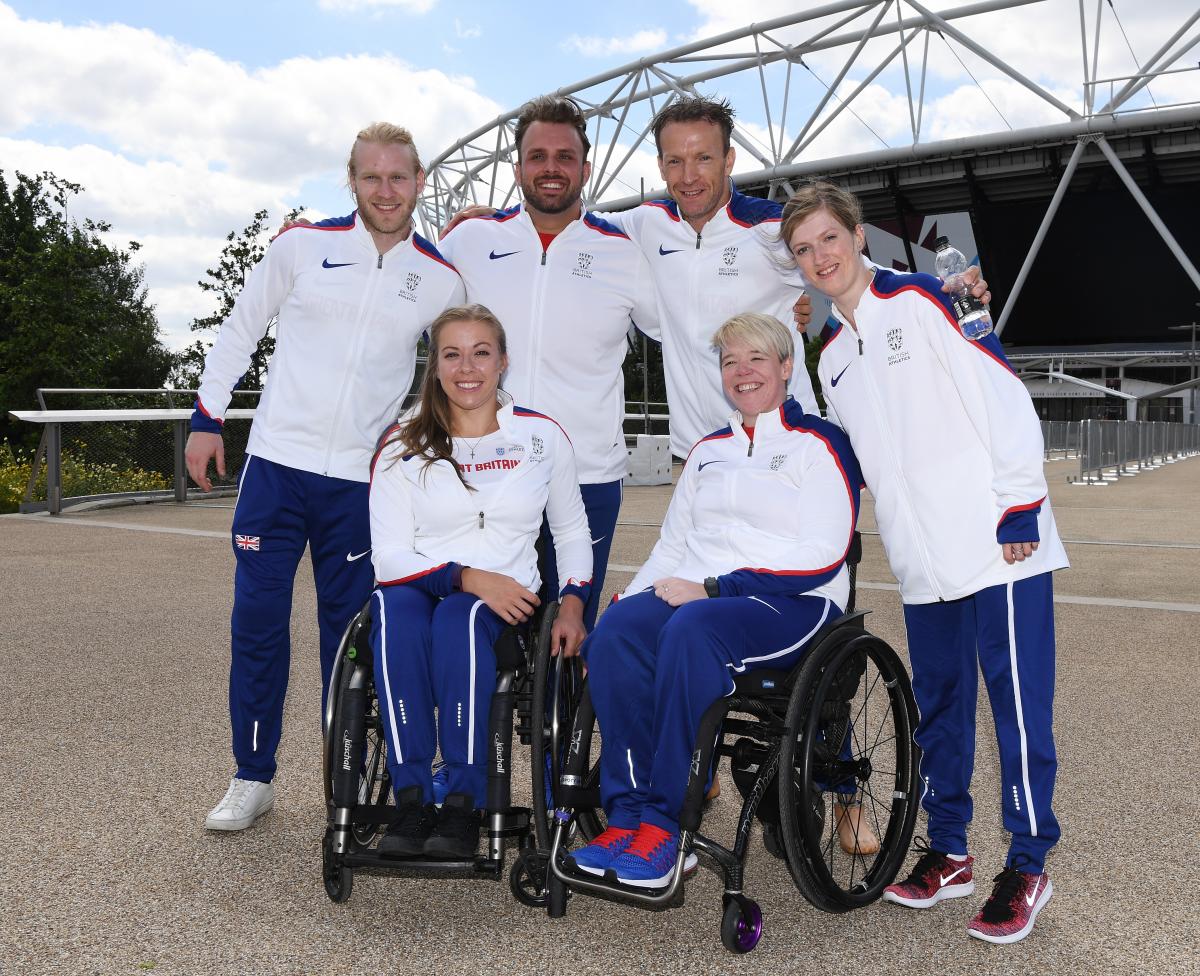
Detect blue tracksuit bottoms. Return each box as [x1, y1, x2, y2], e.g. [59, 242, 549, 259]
[229, 455, 373, 783]
[903, 572, 1060, 871]
[583, 590, 839, 834]
[540, 479, 621, 630]
[371, 586, 506, 808]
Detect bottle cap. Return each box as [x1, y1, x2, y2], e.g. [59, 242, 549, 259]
[933, 235, 950, 250]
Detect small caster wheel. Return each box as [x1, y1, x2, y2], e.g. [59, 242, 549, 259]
[322, 830, 353, 903]
[761, 823, 785, 860]
[720, 896, 763, 953]
[547, 870, 569, 918]
[509, 850, 549, 908]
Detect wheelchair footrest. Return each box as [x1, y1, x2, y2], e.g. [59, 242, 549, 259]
[342, 850, 504, 878]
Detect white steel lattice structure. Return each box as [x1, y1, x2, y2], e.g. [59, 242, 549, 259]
[416, 0, 1200, 346]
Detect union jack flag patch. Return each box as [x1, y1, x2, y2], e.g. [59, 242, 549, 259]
[235, 534, 260, 551]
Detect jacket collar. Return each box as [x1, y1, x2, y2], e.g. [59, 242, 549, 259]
[729, 395, 794, 449]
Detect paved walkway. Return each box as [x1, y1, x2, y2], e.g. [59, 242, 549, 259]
[2, 455, 1197, 974]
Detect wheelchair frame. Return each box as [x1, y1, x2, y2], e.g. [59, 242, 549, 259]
[320, 596, 600, 902]
[539, 534, 922, 952]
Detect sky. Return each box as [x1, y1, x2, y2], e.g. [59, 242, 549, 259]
[2, 0, 1197, 351]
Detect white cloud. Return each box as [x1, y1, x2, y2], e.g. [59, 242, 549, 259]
[318, 0, 438, 12]
[0, 3, 500, 348]
[455, 17, 482, 39]
[562, 29, 668, 58]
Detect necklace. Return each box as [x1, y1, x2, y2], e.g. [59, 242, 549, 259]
[459, 434, 487, 461]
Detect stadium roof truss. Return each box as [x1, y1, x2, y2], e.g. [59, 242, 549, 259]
[418, 0, 1200, 403]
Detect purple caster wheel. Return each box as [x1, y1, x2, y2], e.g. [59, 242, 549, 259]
[720, 896, 763, 953]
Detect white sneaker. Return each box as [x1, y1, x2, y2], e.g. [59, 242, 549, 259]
[205, 777, 274, 831]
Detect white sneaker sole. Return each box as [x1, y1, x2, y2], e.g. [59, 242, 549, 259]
[967, 879, 1053, 944]
[205, 799, 274, 831]
[882, 880, 975, 909]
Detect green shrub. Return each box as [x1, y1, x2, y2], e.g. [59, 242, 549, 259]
[0, 440, 169, 514]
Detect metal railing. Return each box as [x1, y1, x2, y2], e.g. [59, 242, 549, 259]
[14, 397, 1197, 511]
[1040, 421, 1082, 460]
[1074, 419, 1200, 485]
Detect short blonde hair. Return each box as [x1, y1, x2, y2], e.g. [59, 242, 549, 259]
[347, 122, 424, 180]
[711, 312, 794, 364]
[781, 180, 863, 248]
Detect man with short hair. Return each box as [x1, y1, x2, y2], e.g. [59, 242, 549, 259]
[435, 95, 661, 630]
[190, 122, 464, 831]
[590, 96, 818, 457]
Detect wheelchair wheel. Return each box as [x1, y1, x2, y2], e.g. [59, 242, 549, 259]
[323, 602, 393, 852]
[777, 631, 919, 912]
[720, 896, 763, 954]
[529, 603, 605, 849]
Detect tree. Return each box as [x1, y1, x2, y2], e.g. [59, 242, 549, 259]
[173, 206, 303, 390]
[0, 169, 173, 449]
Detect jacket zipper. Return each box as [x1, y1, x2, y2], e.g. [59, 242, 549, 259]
[527, 215, 552, 404]
[858, 327, 944, 600]
[323, 243, 383, 474]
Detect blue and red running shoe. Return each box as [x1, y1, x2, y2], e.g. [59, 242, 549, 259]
[566, 826, 636, 876]
[609, 823, 698, 889]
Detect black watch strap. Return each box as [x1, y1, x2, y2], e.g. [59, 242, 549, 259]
[703, 577, 720, 599]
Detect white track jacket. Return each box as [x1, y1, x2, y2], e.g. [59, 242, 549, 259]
[370, 400, 593, 604]
[193, 213, 465, 482]
[437, 206, 660, 485]
[622, 397, 862, 610]
[818, 266, 1069, 604]
[599, 184, 819, 456]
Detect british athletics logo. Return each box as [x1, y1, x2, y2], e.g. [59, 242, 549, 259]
[235, 535, 261, 551]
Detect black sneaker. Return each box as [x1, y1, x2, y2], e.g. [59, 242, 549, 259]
[377, 786, 437, 857]
[423, 792, 482, 859]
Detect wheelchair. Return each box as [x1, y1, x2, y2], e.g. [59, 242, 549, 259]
[320, 594, 604, 903]
[540, 533, 922, 953]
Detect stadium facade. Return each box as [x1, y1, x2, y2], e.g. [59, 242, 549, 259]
[417, 1, 1200, 423]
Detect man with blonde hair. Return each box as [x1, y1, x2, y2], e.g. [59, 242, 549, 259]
[189, 122, 464, 831]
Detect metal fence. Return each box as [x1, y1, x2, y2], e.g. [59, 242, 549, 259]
[8, 391, 675, 515]
[1074, 419, 1200, 485]
[14, 396, 1197, 512]
[1040, 421, 1082, 460]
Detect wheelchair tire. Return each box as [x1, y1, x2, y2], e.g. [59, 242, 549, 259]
[323, 603, 393, 851]
[509, 850, 549, 908]
[777, 631, 920, 912]
[720, 896, 763, 954]
[529, 603, 605, 849]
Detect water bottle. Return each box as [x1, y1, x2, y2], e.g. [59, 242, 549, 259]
[933, 236, 993, 340]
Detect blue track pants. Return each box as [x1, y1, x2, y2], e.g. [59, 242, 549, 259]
[903, 572, 1060, 870]
[229, 456, 372, 782]
[540, 479, 621, 630]
[583, 590, 838, 833]
[371, 587, 505, 808]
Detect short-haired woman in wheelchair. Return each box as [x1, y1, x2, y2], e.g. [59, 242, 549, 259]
[782, 181, 1068, 944]
[369, 304, 591, 858]
[570, 311, 875, 888]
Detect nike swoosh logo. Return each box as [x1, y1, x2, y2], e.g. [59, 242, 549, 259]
[1024, 877, 1042, 906]
[939, 867, 968, 887]
[322, 259, 356, 269]
[489, 250, 519, 260]
[591, 536, 607, 546]
[697, 459, 727, 471]
[830, 363, 852, 387]
[658, 244, 683, 256]
[345, 550, 371, 562]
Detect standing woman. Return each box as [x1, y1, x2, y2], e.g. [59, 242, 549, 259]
[783, 182, 1068, 945]
[368, 304, 592, 858]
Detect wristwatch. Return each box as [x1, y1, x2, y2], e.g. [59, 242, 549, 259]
[703, 577, 720, 599]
